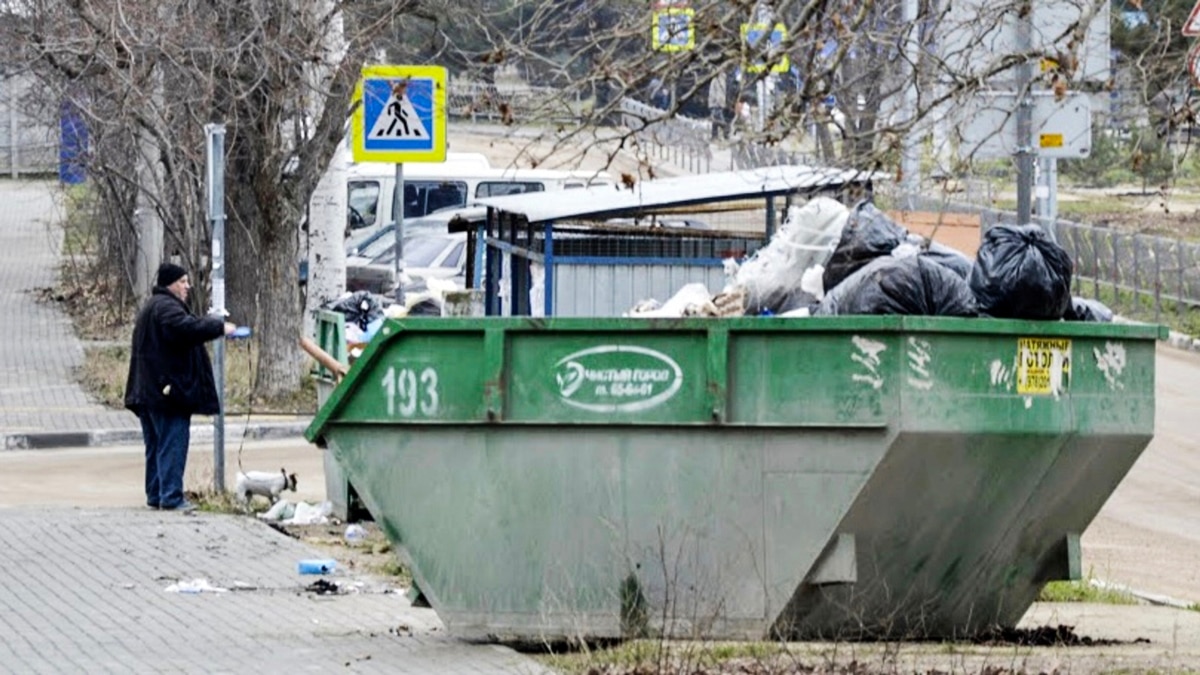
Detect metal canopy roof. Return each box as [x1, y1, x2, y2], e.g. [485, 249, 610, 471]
[473, 164, 877, 224]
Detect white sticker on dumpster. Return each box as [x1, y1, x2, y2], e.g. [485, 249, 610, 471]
[1016, 338, 1071, 396]
[554, 345, 682, 413]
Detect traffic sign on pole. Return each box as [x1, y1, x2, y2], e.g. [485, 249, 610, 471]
[652, 9, 695, 52]
[741, 23, 789, 74]
[1185, 0, 1200, 36]
[351, 65, 447, 163]
[1189, 42, 1200, 87]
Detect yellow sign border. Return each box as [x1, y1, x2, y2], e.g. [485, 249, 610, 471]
[652, 9, 696, 52]
[351, 64, 447, 164]
[741, 23, 790, 74]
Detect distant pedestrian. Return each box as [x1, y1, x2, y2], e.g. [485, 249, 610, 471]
[124, 262, 235, 512]
[708, 72, 728, 140]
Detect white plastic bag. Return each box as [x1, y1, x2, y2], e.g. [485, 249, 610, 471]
[627, 283, 714, 318]
[733, 197, 849, 314]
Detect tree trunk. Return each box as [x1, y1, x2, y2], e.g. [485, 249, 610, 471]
[302, 0, 348, 339]
[304, 148, 348, 338]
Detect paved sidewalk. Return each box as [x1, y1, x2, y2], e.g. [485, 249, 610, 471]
[0, 507, 552, 674]
[0, 179, 309, 450]
[0, 180, 138, 446]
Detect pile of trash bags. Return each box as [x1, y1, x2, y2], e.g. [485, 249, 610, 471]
[323, 278, 471, 344]
[627, 197, 1111, 322]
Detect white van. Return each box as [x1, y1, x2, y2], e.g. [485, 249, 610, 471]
[345, 152, 612, 235]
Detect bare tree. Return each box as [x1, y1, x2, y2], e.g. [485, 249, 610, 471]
[3, 0, 408, 398]
[1, 0, 1181, 402]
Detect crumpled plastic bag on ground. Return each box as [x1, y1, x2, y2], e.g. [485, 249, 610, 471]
[969, 224, 1073, 320]
[822, 202, 908, 291]
[816, 255, 978, 317]
[734, 197, 849, 314]
[164, 578, 228, 594]
[258, 500, 333, 525]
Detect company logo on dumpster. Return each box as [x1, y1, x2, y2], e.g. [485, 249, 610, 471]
[554, 345, 683, 413]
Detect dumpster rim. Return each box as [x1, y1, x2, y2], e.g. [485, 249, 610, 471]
[304, 316, 1163, 443]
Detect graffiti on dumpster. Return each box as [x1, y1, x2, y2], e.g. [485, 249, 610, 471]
[850, 336, 887, 390]
[554, 345, 683, 413]
[1093, 341, 1126, 391]
[1016, 337, 1071, 396]
[989, 359, 1015, 389]
[906, 337, 934, 390]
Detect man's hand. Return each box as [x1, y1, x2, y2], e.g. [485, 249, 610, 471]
[224, 322, 237, 336]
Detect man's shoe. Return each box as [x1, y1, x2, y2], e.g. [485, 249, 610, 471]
[146, 503, 160, 510]
[163, 501, 197, 513]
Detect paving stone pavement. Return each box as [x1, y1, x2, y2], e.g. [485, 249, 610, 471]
[0, 179, 309, 450]
[0, 507, 555, 674]
[0, 180, 141, 444]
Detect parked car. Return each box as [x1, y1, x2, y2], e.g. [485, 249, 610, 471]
[347, 233, 468, 295]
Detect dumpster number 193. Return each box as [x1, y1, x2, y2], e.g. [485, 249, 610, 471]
[381, 366, 439, 417]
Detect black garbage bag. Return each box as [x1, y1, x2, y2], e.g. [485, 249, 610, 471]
[918, 238, 974, 279]
[969, 224, 1073, 320]
[775, 286, 820, 315]
[406, 297, 443, 317]
[1063, 296, 1113, 322]
[815, 255, 978, 317]
[822, 202, 909, 291]
[326, 291, 384, 331]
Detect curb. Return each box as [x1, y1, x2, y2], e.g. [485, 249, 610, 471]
[1092, 578, 1197, 610]
[1111, 316, 1200, 354]
[1166, 330, 1200, 353]
[2, 421, 311, 451]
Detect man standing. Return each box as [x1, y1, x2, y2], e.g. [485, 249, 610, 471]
[124, 262, 235, 512]
[708, 71, 728, 140]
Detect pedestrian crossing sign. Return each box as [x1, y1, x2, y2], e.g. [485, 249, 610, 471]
[652, 9, 694, 52]
[352, 65, 447, 163]
[742, 23, 789, 74]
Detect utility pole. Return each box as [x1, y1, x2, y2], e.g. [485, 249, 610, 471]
[204, 123, 227, 493]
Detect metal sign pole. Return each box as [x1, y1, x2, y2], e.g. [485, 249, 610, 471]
[394, 162, 405, 306]
[1015, 8, 1034, 225]
[204, 123, 227, 493]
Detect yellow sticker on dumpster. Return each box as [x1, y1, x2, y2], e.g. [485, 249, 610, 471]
[1017, 338, 1071, 395]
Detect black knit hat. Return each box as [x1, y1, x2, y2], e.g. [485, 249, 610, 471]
[156, 262, 187, 288]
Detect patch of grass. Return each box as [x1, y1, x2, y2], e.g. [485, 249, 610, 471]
[538, 639, 797, 675]
[1038, 578, 1138, 605]
[78, 339, 318, 414]
[185, 487, 254, 515]
[78, 344, 131, 408]
[1083, 284, 1200, 337]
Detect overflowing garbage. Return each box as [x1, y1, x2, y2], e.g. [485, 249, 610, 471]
[627, 198, 1112, 322]
[322, 277, 477, 347]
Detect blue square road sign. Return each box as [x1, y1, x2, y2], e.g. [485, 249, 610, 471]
[352, 65, 447, 163]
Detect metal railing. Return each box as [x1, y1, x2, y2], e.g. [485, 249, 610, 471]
[1046, 217, 1200, 324]
[617, 98, 712, 174]
[446, 78, 581, 124]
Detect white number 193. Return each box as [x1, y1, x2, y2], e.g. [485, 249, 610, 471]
[382, 366, 439, 417]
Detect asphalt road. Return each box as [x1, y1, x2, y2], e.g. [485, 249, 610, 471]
[1080, 343, 1200, 605]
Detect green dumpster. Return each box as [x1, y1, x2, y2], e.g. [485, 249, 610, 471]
[311, 309, 369, 522]
[305, 316, 1161, 642]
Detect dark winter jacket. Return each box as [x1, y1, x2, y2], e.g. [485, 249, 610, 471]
[124, 287, 226, 416]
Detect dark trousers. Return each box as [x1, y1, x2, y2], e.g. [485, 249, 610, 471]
[140, 411, 191, 508]
[710, 107, 728, 140]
